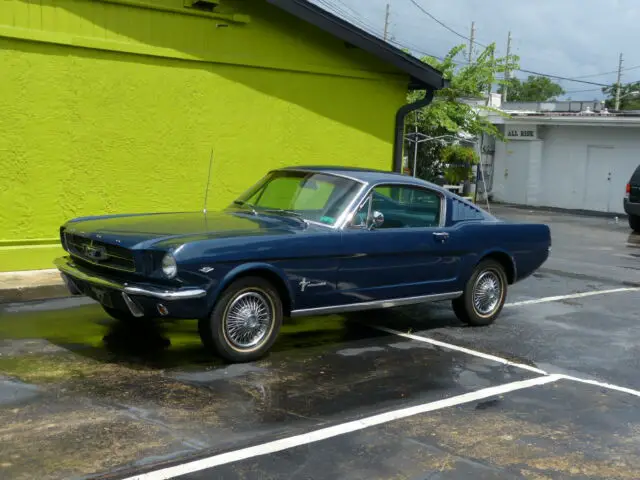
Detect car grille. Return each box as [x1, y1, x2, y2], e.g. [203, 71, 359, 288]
[65, 233, 136, 272]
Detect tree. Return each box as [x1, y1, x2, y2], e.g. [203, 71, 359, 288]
[497, 75, 565, 102]
[405, 43, 518, 182]
[602, 81, 640, 110]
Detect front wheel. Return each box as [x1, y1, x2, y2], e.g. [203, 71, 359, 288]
[452, 259, 508, 326]
[629, 214, 640, 233]
[198, 276, 282, 363]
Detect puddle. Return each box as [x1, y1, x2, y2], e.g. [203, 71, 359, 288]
[0, 377, 40, 406]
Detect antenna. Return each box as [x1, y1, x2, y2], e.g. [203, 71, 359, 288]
[203, 149, 214, 214]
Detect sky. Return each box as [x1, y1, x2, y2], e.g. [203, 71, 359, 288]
[310, 0, 640, 100]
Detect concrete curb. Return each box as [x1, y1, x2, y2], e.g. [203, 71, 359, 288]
[489, 202, 628, 220]
[0, 270, 70, 304]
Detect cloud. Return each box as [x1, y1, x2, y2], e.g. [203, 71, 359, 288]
[313, 0, 640, 99]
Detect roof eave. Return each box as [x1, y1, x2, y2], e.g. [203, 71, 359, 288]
[491, 114, 640, 127]
[267, 0, 445, 90]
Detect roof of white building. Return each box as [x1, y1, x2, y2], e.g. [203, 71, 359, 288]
[489, 99, 640, 126]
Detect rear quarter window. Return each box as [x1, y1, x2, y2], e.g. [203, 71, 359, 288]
[631, 165, 640, 183]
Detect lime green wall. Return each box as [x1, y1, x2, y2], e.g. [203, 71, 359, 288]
[0, 0, 410, 272]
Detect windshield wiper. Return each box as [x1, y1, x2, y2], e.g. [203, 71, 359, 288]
[232, 200, 258, 215]
[263, 208, 302, 217]
[262, 208, 308, 225]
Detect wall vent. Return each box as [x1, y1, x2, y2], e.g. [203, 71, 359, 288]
[184, 0, 219, 11]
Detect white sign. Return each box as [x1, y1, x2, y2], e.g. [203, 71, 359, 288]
[506, 124, 537, 140]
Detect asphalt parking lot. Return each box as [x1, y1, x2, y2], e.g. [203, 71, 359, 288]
[1, 205, 639, 480]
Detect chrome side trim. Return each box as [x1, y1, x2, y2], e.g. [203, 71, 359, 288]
[54, 256, 207, 301]
[289, 291, 462, 317]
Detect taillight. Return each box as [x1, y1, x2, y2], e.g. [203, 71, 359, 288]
[625, 183, 631, 199]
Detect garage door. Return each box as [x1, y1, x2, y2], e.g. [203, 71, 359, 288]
[540, 126, 640, 214]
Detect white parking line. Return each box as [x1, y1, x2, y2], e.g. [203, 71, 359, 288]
[122, 375, 562, 480]
[376, 324, 640, 397]
[374, 325, 548, 375]
[505, 287, 640, 307]
[556, 375, 640, 398]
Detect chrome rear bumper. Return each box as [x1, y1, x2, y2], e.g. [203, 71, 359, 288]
[54, 256, 207, 301]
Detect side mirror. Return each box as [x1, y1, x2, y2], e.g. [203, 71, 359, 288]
[369, 210, 384, 230]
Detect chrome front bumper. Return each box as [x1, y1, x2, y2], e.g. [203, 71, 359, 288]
[54, 256, 207, 301]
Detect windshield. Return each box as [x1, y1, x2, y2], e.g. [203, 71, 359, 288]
[233, 170, 363, 226]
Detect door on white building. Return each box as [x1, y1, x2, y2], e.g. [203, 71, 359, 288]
[504, 141, 530, 204]
[584, 146, 614, 212]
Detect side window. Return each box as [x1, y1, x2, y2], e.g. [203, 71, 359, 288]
[369, 185, 442, 229]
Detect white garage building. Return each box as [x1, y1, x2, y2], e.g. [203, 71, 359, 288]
[487, 102, 640, 215]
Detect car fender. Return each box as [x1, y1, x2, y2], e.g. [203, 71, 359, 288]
[209, 262, 295, 310]
[464, 247, 518, 284]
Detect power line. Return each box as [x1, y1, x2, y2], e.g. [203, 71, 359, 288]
[402, 0, 621, 87]
[516, 68, 608, 87]
[316, 0, 449, 60]
[316, 0, 632, 89]
[563, 88, 602, 94]
[406, 0, 488, 46]
[572, 64, 640, 79]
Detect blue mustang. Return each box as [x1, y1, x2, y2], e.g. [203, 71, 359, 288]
[55, 166, 551, 362]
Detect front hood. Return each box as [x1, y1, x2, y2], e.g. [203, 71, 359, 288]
[63, 210, 306, 249]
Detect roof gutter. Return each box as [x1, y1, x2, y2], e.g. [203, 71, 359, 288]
[393, 88, 435, 173]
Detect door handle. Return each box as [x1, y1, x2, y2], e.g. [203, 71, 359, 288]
[433, 232, 449, 242]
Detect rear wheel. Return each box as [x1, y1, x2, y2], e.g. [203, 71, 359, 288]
[629, 214, 640, 233]
[452, 259, 508, 326]
[198, 276, 282, 363]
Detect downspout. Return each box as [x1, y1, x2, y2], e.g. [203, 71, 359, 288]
[392, 88, 435, 173]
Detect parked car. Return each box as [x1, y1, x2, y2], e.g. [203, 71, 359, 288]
[624, 164, 640, 233]
[55, 166, 551, 362]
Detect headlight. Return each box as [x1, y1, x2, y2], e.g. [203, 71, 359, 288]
[161, 252, 178, 279]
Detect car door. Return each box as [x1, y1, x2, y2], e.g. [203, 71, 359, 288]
[337, 183, 462, 305]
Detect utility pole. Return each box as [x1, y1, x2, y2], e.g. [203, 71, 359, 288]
[383, 2, 390, 41]
[468, 21, 475, 63]
[502, 31, 512, 103]
[615, 52, 623, 110]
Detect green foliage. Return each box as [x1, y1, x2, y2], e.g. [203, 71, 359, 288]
[410, 43, 518, 139]
[497, 75, 565, 101]
[405, 43, 518, 182]
[602, 81, 640, 110]
[441, 144, 479, 184]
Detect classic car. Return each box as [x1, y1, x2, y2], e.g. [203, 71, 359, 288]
[55, 166, 552, 362]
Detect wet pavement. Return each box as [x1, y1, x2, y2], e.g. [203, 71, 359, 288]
[0, 206, 639, 480]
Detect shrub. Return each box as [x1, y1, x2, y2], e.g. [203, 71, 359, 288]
[441, 145, 479, 184]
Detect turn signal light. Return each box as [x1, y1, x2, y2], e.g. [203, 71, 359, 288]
[625, 183, 631, 199]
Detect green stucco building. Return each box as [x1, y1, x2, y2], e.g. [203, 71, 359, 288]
[0, 0, 443, 272]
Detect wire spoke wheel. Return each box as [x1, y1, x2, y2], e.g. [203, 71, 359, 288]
[472, 270, 503, 316]
[224, 291, 273, 350]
